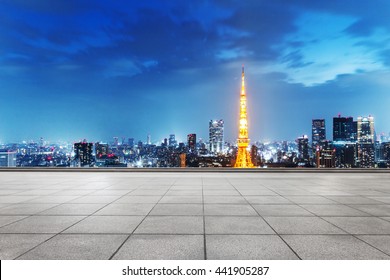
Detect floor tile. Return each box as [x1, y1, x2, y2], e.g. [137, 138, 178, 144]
[94, 203, 155, 215]
[264, 217, 346, 234]
[68, 196, 120, 204]
[282, 235, 390, 259]
[245, 196, 292, 204]
[351, 205, 390, 216]
[323, 217, 390, 234]
[0, 234, 54, 259]
[357, 235, 390, 255]
[115, 196, 162, 203]
[37, 204, 106, 215]
[300, 204, 370, 216]
[0, 216, 85, 233]
[204, 204, 258, 216]
[0, 203, 58, 215]
[206, 235, 298, 260]
[135, 216, 203, 234]
[285, 196, 338, 204]
[204, 196, 247, 204]
[18, 234, 127, 260]
[149, 204, 203, 216]
[253, 205, 314, 216]
[205, 216, 274, 234]
[0, 216, 27, 227]
[325, 196, 381, 204]
[159, 196, 202, 204]
[64, 216, 144, 233]
[113, 235, 204, 260]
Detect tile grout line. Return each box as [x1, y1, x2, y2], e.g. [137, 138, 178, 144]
[201, 176, 207, 260]
[227, 178, 302, 260]
[108, 178, 177, 260]
[273, 184, 390, 257]
[12, 180, 148, 260]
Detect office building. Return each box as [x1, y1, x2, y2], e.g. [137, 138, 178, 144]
[187, 134, 196, 151]
[74, 142, 93, 167]
[0, 150, 17, 167]
[333, 115, 356, 141]
[312, 119, 326, 152]
[296, 135, 309, 162]
[358, 143, 375, 168]
[357, 116, 375, 143]
[95, 142, 109, 159]
[357, 116, 375, 167]
[316, 148, 335, 168]
[209, 119, 224, 154]
[169, 134, 177, 147]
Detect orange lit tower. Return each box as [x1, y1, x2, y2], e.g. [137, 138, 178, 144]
[234, 66, 254, 168]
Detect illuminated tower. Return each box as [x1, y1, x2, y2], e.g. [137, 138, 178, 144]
[234, 66, 254, 168]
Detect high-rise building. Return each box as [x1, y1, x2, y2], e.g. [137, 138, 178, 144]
[74, 142, 93, 167]
[234, 66, 254, 168]
[147, 134, 151, 145]
[357, 116, 375, 168]
[358, 143, 375, 168]
[316, 148, 335, 168]
[168, 134, 177, 147]
[312, 119, 326, 150]
[113, 137, 119, 146]
[357, 116, 375, 143]
[333, 142, 357, 168]
[333, 115, 356, 141]
[95, 142, 109, 159]
[187, 134, 196, 151]
[381, 142, 390, 166]
[128, 138, 134, 148]
[296, 135, 309, 162]
[0, 150, 17, 167]
[209, 119, 224, 154]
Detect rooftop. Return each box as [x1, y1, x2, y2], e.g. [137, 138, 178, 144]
[0, 170, 390, 260]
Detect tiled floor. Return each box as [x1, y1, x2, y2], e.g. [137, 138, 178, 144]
[0, 171, 390, 260]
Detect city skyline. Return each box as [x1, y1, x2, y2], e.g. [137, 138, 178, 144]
[1, 1, 390, 143]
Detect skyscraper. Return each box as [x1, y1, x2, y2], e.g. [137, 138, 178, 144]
[0, 150, 17, 167]
[357, 116, 375, 167]
[333, 115, 355, 141]
[312, 119, 326, 149]
[187, 134, 196, 151]
[74, 142, 93, 167]
[209, 119, 224, 154]
[234, 66, 254, 168]
[168, 134, 177, 147]
[296, 135, 309, 162]
[95, 142, 109, 159]
[357, 116, 375, 143]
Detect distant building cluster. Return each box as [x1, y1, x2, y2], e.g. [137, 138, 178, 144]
[298, 114, 388, 168]
[1, 115, 389, 168]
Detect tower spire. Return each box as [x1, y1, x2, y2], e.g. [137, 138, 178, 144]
[234, 65, 254, 168]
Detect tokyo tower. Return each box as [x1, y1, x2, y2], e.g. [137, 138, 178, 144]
[234, 66, 254, 168]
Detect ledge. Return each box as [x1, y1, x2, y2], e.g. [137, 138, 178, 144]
[1, 167, 390, 173]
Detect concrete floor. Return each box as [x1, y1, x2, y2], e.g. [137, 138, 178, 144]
[0, 171, 390, 260]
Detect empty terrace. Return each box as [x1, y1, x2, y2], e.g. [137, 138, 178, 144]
[0, 170, 390, 260]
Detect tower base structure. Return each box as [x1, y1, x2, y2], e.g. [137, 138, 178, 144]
[234, 146, 254, 168]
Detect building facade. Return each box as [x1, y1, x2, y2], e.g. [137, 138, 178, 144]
[209, 119, 224, 154]
[187, 134, 196, 152]
[73, 142, 93, 167]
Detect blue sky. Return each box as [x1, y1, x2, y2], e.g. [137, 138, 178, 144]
[1, 0, 390, 143]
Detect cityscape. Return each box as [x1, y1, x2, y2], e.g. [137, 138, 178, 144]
[1, 111, 388, 169]
[2, 0, 390, 267]
[1, 66, 388, 169]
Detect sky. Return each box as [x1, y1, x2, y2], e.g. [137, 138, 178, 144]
[1, 0, 390, 144]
